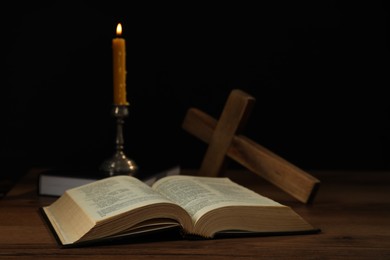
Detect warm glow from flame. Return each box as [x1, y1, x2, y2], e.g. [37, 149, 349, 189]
[116, 23, 122, 36]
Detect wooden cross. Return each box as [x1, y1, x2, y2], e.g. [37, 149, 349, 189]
[182, 89, 320, 204]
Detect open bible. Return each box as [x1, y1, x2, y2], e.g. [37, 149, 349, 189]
[41, 174, 319, 247]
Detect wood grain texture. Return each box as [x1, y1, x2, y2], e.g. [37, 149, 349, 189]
[0, 169, 389, 259]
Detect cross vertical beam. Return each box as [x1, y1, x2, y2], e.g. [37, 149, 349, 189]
[198, 89, 255, 177]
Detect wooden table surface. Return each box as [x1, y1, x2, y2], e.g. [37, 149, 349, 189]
[0, 169, 389, 259]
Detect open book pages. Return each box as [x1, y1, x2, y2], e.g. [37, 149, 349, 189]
[152, 175, 314, 237]
[41, 174, 318, 246]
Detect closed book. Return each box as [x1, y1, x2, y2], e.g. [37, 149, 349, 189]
[38, 170, 100, 197]
[38, 166, 181, 197]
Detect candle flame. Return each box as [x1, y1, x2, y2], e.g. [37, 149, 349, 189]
[116, 23, 122, 36]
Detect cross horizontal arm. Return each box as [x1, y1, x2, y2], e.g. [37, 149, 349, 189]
[182, 108, 320, 204]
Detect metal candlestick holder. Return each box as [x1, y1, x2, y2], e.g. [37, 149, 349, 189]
[100, 105, 138, 177]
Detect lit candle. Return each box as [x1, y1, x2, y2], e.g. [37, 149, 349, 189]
[112, 23, 128, 105]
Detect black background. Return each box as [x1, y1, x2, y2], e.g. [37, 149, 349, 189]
[0, 2, 388, 182]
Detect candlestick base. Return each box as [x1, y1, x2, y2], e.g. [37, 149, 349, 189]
[100, 151, 138, 177]
[99, 105, 138, 177]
